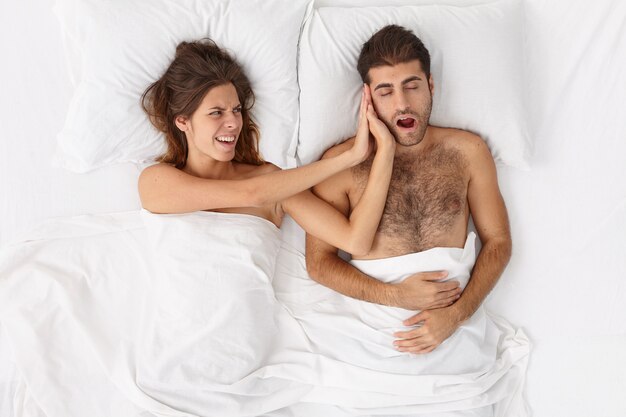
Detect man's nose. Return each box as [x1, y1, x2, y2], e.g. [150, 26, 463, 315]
[394, 91, 410, 110]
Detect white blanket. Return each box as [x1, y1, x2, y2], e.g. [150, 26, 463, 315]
[135, 211, 311, 415]
[0, 212, 158, 417]
[0, 212, 529, 417]
[274, 233, 530, 416]
[0, 211, 310, 417]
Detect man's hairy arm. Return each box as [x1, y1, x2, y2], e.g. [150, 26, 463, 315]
[395, 136, 511, 354]
[306, 143, 459, 310]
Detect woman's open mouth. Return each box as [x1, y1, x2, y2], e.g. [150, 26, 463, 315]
[215, 135, 236, 148]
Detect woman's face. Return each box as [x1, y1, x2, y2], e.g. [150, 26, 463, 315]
[176, 83, 243, 163]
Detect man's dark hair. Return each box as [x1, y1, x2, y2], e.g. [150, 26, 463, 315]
[357, 25, 431, 83]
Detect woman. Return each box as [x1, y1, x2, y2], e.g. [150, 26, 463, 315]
[138, 39, 395, 254]
[134, 39, 395, 416]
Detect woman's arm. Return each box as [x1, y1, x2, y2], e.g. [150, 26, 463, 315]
[282, 86, 395, 256]
[138, 117, 371, 214]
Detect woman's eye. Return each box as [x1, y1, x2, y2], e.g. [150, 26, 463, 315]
[209, 111, 221, 116]
[233, 107, 242, 114]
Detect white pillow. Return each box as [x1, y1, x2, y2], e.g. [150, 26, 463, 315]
[297, 0, 530, 169]
[54, 0, 312, 172]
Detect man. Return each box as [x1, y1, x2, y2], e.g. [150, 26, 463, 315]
[306, 24, 512, 355]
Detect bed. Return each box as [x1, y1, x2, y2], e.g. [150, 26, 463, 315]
[0, 0, 625, 416]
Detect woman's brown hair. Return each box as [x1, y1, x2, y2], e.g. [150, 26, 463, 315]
[142, 39, 263, 168]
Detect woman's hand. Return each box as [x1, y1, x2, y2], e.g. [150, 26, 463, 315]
[364, 84, 395, 153]
[349, 85, 374, 165]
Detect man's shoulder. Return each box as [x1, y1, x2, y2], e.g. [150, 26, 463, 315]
[321, 137, 356, 159]
[313, 137, 356, 195]
[430, 126, 492, 161]
[431, 126, 483, 146]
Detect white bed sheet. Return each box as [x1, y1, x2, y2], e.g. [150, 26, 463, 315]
[1, 0, 625, 416]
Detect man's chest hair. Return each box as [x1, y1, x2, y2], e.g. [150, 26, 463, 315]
[353, 142, 468, 250]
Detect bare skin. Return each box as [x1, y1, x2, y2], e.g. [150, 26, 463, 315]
[139, 83, 396, 256]
[306, 60, 511, 354]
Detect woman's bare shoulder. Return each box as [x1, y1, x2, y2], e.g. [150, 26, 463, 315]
[138, 163, 180, 185]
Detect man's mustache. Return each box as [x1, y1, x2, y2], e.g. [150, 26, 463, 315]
[393, 109, 419, 119]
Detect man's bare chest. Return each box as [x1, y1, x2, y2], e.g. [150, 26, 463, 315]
[351, 144, 469, 253]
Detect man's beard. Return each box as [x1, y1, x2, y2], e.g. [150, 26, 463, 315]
[383, 97, 432, 146]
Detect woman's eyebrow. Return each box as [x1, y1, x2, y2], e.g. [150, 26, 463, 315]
[208, 104, 241, 110]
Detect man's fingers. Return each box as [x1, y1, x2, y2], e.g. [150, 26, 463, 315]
[397, 342, 436, 354]
[438, 280, 461, 292]
[430, 301, 450, 309]
[393, 324, 424, 339]
[430, 293, 460, 309]
[419, 270, 449, 281]
[393, 334, 425, 348]
[393, 324, 439, 353]
[404, 344, 437, 354]
[436, 287, 461, 300]
[401, 312, 426, 327]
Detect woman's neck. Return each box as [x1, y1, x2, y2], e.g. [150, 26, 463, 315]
[183, 156, 237, 180]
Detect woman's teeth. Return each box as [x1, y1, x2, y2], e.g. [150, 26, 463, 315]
[216, 136, 235, 143]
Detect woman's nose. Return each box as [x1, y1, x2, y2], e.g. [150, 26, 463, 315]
[224, 112, 240, 129]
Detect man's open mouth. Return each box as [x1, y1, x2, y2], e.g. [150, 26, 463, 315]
[396, 116, 416, 129]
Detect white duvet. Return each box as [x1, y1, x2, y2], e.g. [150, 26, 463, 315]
[274, 234, 530, 416]
[135, 211, 311, 415]
[0, 211, 529, 417]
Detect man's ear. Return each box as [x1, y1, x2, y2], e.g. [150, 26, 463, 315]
[428, 74, 435, 96]
[174, 115, 189, 132]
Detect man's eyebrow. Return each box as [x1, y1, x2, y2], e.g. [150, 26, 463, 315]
[374, 77, 422, 91]
[374, 83, 393, 91]
[401, 76, 422, 85]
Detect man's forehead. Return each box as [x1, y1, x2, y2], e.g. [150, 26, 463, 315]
[368, 60, 427, 86]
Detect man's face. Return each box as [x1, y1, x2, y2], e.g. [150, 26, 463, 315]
[368, 60, 434, 146]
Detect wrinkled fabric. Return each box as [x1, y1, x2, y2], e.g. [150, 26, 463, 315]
[0, 211, 311, 417]
[0, 213, 529, 417]
[274, 234, 530, 416]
